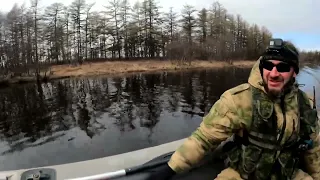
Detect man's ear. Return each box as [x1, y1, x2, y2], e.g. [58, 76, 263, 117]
[293, 72, 297, 77]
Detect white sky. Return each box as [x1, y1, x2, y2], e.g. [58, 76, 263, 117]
[1, 0, 320, 50]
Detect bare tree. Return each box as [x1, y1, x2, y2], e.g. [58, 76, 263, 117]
[120, 0, 131, 59]
[44, 3, 65, 63]
[69, 0, 87, 64]
[180, 4, 197, 45]
[105, 0, 122, 59]
[1, 0, 318, 81]
[30, 0, 40, 80]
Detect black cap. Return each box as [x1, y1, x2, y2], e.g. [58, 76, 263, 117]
[261, 39, 300, 74]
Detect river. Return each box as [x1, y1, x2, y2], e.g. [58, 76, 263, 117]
[0, 64, 319, 171]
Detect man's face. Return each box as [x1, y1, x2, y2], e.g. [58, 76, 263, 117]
[261, 60, 296, 96]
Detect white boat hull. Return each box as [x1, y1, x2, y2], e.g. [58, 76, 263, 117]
[0, 139, 187, 180]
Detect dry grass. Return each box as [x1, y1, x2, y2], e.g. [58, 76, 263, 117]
[50, 60, 256, 78]
[0, 59, 256, 87]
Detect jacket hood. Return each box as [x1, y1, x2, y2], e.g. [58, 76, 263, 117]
[247, 57, 299, 99]
[248, 57, 266, 93]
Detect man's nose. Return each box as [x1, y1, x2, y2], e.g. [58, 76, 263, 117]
[269, 66, 280, 77]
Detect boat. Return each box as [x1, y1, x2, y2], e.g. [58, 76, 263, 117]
[2, 112, 318, 180]
[0, 138, 229, 180]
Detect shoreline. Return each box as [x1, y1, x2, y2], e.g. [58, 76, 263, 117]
[0, 60, 257, 87]
[50, 60, 256, 78]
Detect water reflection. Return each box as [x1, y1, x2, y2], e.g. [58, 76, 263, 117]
[0, 66, 318, 170]
[297, 65, 320, 104]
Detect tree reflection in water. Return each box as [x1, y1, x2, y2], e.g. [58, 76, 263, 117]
[0, 67, 251, 170]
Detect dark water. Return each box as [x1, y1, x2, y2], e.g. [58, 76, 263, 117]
[0, 65, 319, 171]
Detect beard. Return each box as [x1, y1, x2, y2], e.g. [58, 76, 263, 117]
[264, 83, 282, 98]
[263, 76, 295, 99]
[266, 86, 282, 98]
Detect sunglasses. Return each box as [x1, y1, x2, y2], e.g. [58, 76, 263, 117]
[261, 61, 291, 72]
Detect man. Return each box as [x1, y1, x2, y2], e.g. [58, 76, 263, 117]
[148, 39, 320, 180]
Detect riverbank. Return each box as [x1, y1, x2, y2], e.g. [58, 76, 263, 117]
[0, 60, 256, 87]
[50, 60, 256, 79]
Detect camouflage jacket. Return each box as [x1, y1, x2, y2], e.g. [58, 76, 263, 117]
[167, 59, 320, 179]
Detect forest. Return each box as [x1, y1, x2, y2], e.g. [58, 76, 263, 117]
[0, 0, 319, 80]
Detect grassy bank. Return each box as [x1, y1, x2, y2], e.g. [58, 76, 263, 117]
[50, 60, 256, 79]
[0, 74, 68, 87]
[0, 60, 256, 87]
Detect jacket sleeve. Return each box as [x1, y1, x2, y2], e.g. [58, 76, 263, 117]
[303, 95, 320, 179]
[167, 92, 242, 173]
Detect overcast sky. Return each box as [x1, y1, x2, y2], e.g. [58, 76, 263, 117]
[1, 0, 319, 51]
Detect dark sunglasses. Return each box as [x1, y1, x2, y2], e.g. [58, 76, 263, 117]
[261, 61, 291, 72]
